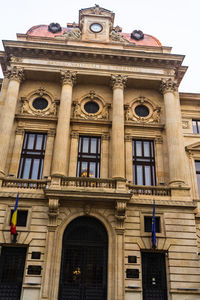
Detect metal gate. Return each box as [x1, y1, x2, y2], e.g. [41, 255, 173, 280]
[0, 246, 27, 300]
[142, 252, 168, 300]
[58, 216, 108, 300]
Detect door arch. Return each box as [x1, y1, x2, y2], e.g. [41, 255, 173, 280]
[58, 216, 108, 300]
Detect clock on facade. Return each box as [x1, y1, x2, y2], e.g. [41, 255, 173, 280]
[90, 23, 103, 33]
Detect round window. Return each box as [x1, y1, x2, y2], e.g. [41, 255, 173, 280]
[84, 101, 99, 114]
[135, 105, 149, 117]
[32, 97, 48, 110]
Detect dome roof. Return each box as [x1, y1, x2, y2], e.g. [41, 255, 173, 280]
[26, 25, 162, 47]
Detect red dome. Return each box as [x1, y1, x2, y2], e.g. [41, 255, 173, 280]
[26, 25, 162, 47]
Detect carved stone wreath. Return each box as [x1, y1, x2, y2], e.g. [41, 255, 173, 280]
[73, 90, 109, 120]
[125, 97, 161, 124]
[21, 88, 57, 117]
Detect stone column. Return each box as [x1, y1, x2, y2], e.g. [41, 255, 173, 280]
[111, 75, 127, 178]
[51, 70, 76, 176]
[9, 129, 24, 176]
[125, 135, 133, 182]
[43, 130, 56, 178]
[161, 79, 186, 185]
[0, 67, 24, 176]
[100, 134, 109, 178]
[68, 131, 79, 177]
[115, 228, 125, 300]
[154, 137, 164, 185]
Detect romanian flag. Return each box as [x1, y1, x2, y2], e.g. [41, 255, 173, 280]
[10, 193, 19, 234]
[152, 199, 157, 248]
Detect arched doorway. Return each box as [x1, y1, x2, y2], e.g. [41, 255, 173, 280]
[58, 216, 108, 300]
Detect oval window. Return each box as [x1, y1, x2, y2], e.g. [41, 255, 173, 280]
[135, 105, 149, 117]
[32, 97, 48, 110]
[84, 101, 99, 114]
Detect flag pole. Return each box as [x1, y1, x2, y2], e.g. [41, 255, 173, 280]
[152, 199, 157, 249]
[10, 192, 19, 243]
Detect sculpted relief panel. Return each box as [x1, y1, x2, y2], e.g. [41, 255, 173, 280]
[125, 97, 161, 124]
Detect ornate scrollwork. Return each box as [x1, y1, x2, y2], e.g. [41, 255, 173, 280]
[111, 74, 127, 89]
[61, 70, 77, 86]
[48, 198, 59, 227]
[5, 66, 24, 82]
[20, 88, 57, 117]
[110, 30, 130, 43]
[62, 27, 81, 40]
[125, 97, 161, 124]
[73, 90, 109, 120]
[160, 78, 178, 94]
[115, 201, 127, 227]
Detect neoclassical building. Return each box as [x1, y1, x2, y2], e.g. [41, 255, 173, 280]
[0, 5, 199, 300]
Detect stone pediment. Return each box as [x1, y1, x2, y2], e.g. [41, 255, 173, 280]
[185, 141, 200, 152]
[79, 5, 115, 22]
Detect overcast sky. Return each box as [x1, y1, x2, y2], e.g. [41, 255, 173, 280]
[0, 0, 199, 93]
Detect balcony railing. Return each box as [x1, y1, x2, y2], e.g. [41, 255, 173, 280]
[1, 178, 49, 189]
[127, 184, 171, 196]
[61, 177, 117, 189]
[0, 177, 171, 196]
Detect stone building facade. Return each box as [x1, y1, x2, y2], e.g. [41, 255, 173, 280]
[0, 5, 199, 300]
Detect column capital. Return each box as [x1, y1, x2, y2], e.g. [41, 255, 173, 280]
[70, 130, 79, 139]
[47, 129, 56, 137]
[15, 128, 24, 135]
[102, 133, 110, 140]
[111, 74, 127, 89]
[160, 78, 178, 95]
[5, 66, 24, 82]
[60, 70, 77, 86]
[125, 135, 132, 142]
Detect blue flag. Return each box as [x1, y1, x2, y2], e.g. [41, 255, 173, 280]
[152, 200, 156, 248]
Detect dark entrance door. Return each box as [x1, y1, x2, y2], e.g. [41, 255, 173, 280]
[142, 252, 168, 300]
[58, 216, 108, 300]
[0, 246, 27, 300]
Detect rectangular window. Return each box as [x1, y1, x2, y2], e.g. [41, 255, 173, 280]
[132, 139, 156, 185]
[195, 161, 200, 197]
[192, 120, 200, 133]
[10, 210, 28, 227]
[77, 136, 101, 178]
[18, 133, 47, 179]
[144, 216, 160, 233]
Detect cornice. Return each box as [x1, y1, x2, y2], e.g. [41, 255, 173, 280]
[15, 114, 58, 123]
[129, 198, 196, 208]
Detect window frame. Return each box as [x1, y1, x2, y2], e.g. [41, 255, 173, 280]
[132, 139, 156, 186]
[77, 136, 101, 178]
[18, 132, 47, 180]
[192, 120, 200, 134]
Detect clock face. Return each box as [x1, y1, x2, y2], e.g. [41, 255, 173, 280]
[90, 23, 103, 33]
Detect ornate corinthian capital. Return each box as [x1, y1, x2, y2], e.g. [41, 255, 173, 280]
[60, 70, 77, 86]
[5, 66, 24, 82]
[160, 78, 178, 95]
[111, 74, 127, 89]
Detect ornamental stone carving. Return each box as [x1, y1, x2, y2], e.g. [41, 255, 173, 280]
[20, 88, 57, 117]
[62, 28, 81, 40]
[48, 198, 59, 227]
[125, 96, 161, 124]
[5, 66, 24, 82]
[115, 201, 127, 227]
[110, 30, 131, 44]
[160, 78, 178, 94]
[111, 74, 127, 89]
[60, 70, 77, 86]
[73, 90, 109, 120]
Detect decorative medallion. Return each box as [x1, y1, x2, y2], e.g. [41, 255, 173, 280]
[125, 97, 161, 124]
[21, 88, 57, 117]
[131, 30, 144, 41]
[48, 23, 62, 33]
[73, 90, 109, 120]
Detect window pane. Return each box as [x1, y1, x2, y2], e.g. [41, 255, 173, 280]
[27, 134, 35, 149]
[145, 165, 151, 185]
[31, 159, 40, 179]
[136, 141, 142, 156]
[97, 162, 100, 178]
[144, 141, 150, 157]
[195, 161, 200, 172]
[90, 138, 97, 153]
[39, 159, 44, 179]
[83, 138, 89, 153]
[197, 174, 200, 196]
[81, 162, 88, 177]
[23, 158, 32, 179]
[77, 161, 80, 177]
[136, 165, 143, 185]
[89, 162, 96, 178]
[35, 135, 43, 150]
